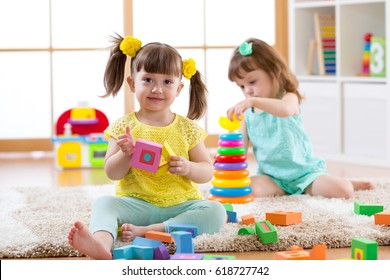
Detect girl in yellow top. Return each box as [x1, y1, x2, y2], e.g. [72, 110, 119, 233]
[68, 35, 226, 260]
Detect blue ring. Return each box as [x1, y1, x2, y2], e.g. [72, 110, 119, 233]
[220, 133, 243, 140]
[210, 186, 252, 197]
[214, 162, 248, 170]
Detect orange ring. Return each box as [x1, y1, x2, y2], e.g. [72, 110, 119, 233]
[209, 194, 255, 204]
[214, 170, 249, 179]
[211, 178, 251, 188]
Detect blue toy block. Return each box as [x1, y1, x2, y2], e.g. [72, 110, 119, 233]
[168, 224, 198, 238]
[112, 244, 133, 260]
[154, 245, 170, 260]
[131, 245, 154, 260]
[227, 210, 237, 223]
[171, 231, 194, 254]
[171, 253, 205, 260]
[132, 236, 163, 248]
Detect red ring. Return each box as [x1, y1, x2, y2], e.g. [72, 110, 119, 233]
[214, 154, 247, 163]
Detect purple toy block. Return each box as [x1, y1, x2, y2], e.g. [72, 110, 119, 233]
[130, 139, 162, 173]
[171, 253, 205, 260]
[154, 245, 170, 260]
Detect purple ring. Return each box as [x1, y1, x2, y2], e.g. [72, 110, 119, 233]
[214, 162, 248, 170]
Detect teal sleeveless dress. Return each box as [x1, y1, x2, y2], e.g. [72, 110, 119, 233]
[245, 108, 327, 194]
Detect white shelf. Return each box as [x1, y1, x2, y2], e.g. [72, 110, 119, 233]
[289, 0, 390, 167]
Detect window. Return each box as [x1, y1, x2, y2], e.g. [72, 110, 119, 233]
[0, 0, 285, 151]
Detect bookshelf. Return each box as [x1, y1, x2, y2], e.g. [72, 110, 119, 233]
[288, 0, 390, 166]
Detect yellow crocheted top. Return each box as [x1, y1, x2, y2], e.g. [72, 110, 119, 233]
[104, 112, 207, 207]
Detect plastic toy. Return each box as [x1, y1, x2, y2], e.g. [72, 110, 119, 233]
[226, 210, 237, 223]
[168, 224, 198, 238]
[130, 139, 163, 173]
[275, 244, 326, 260]
[265, 211, 302, 226]
[145, 231, 174, 243]
[202, 254, 236, 260]
[374, 211, 390, 225]
[154, 245, 170, 260]
[255, 220, 278, 244]
[351, 238, 378, 260]
[361, 33, 372, 75]
[171, 231, 194, 254]
[52, 104, 109, 169]
[354, 201, 384, 216]
[209, 116, 254, 204]
[238, 227, 255, 235]
[171, 253, 205, 260]
[241, 214, 255, 225]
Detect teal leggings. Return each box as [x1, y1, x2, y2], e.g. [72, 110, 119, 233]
[89, 195, 226, 241]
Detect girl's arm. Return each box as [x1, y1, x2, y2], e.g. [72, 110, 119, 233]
[104, 126, 135, 180]
[168, 141, 213, 184]
[228, 92, 300, 120]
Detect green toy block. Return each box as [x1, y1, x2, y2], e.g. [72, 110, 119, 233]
[351, 238, 378, 260]
[223, 203, 234, 212]
[370, 36, 386, 77]
[255, 220, 278, 244]
[354, 201, 384, 216]
[238, 227, 255, 235]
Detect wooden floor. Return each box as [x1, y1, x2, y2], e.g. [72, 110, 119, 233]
[1, 151, 390, 260]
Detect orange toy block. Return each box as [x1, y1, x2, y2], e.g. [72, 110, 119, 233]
[290, 245, 303, 251]
[265, 211, 302, 226]
[145, 231, 174, 243]
[310, 244, 327, 260]
[275, 250, 310, 260]
[241, 214, 255, 225]
[374, 211, 390, 225]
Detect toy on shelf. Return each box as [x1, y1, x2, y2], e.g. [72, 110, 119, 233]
[52, 104, 109, 169]
[208, 116, 254, 204]
[307, 13, 336, 75]
[361, 33, 373, 75]
[370, 36, 386, 77]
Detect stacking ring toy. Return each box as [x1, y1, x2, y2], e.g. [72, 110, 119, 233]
[220, 133, 243, 141]
[214, 154, 247, 163]
[218, 140, 244, 148]
[214, 162, 248, 170]
[214, 169, 249, 179]
[209, 194, 254, 204]
[217, 147, 246, 155]
[211, 178, 251, 188]
[210, 186, 252, 197]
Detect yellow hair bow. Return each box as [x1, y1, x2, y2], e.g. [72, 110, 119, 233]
[182, 58, 197, 79]
[119, 36, 142, 57]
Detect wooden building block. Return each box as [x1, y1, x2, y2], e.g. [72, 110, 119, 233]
[171, 253, 205, 260]
[168, 224, 198, 238]
[202, 254, 236, 260]
[238, 227, 255, 235]
[154, 245, 170, 260]
[265, 211, 302, 226]
[132, 236, 163, 248]
[374, 211, 390, 225]
[310, 244, 327, 260]
[171, 231, 194, 254]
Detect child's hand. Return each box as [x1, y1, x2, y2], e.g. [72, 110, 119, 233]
[116, 126, 135, 156]
[227, 99, 251, 121]
[168, 156, 190, 177]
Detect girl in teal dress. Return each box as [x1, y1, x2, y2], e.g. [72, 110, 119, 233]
[226, 38, 374, 198]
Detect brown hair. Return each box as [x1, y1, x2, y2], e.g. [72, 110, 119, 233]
[228, 38, 302, 102]
[103, 34, 208, 120]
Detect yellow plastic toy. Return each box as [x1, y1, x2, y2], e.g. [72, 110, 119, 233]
[218, 115, 242, 132]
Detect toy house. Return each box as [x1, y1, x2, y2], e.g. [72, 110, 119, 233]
[52, 106, 109, 169]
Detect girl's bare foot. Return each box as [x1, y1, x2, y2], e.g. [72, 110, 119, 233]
[352, 180, 376, 191]
[68, 221, 113, 260]
[121, 223, 165, 242]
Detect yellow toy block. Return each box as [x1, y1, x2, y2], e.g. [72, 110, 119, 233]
[156, 141, 176, 176]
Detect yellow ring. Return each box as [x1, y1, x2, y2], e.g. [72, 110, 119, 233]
[209, 194, 254, 204]
[211, 178, 251, 188]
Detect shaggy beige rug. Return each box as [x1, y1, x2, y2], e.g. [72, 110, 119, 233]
[1, 179, 390, 258]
